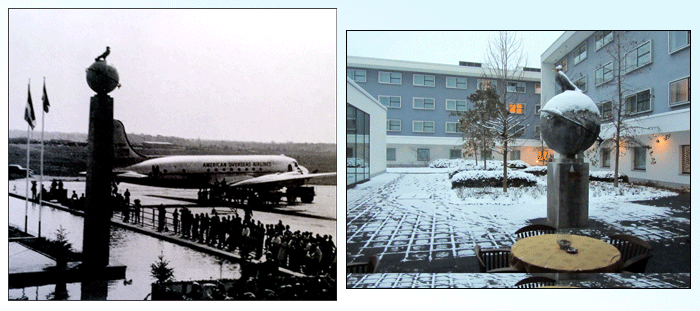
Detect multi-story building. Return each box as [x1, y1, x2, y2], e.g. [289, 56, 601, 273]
[347, 56, 547, 167]
[541, 31, 690, 189]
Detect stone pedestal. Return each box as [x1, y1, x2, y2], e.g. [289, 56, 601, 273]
[547, 158, 589, 228]
[82, 94, 114, 269]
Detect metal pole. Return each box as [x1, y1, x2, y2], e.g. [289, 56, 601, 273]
[24, 124, 31, 233]
[38, 97, 45, 238]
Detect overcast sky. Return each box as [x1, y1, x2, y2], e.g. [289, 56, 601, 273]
[8, 9, 336, 143]
[348, 31, 564, 68]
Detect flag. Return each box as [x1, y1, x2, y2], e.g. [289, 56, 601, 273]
[42, 81, 50, 113]
[24, 84, 36, 129]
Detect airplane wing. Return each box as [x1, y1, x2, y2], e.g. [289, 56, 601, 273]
[229, 172, 336, 188]
[115, 170, 149, 179]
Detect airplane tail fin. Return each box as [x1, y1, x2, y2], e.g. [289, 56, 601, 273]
[114, 120, 147, 167]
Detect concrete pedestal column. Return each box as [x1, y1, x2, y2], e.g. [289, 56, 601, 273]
[82, 94, 114, 269]
[547, 158, 589, 228]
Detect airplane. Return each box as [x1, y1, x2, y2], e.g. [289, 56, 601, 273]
[111, 120, 335, 205]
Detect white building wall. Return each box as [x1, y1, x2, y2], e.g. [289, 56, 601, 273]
[347, 78, 387, 180]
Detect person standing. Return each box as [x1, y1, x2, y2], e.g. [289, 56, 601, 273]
[124, 189, 130, 205]
[31, 181, 37, 200]
[133, 199, 142, 224]
[173, 208, 179, 234]
[157, 204, 166, 232]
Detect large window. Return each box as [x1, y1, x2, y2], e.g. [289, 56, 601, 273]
[378, 95, 401, 108]
[417, 148, 430, 162]
[445, 122, 459, 133]
[379, 71, 402, 84]
[573, 42, 587, 65]
[387, 148, 396, 161]
[412, 121, 435, 133]
[625, 40, 652, 73]
[669, 77, 690, 106]
[598, 101, 613, 121]
[446, 76, 467, 89]
[450, 149, 461, 159]
[669, 31, 690, 54]
[510, 150, 521, 161]
[574, 76, 587, 92]
[347, 104, 370, 185]
[386, 119, 401, 132]
[681, 145, 690, 174]
[601, 148, 611, 168]
[413, 97, 435, 110]
[413, 74, 435, 87]
[507, 81, 526, 93]
[508, 103, 525, 114]
[633, 147, 646, 170]
[446, 99, 467, 111]
[347, 69, 366, 82]
[477, 79, 497, 90]
[595, 31, 613, 51]
[626, 89, 652, 115]
[595, 62, 613, 85]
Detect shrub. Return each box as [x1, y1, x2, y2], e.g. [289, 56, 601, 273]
[523, 166, 547, 176]
[589, 170, 629, 183]
[450, 170, 537, 188]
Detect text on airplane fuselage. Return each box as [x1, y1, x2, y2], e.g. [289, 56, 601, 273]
[202, 161, 274, 168]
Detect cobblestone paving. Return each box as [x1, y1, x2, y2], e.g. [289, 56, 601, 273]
[346, 173, 690, 273]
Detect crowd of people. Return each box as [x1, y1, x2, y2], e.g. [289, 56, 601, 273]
[29, 179, 85, 210]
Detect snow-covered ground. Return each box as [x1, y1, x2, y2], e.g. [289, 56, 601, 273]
[347, 169, 687, 266]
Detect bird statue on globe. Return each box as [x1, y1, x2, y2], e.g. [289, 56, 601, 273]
[95, 46, 110, 62]
[539, 66, 601, 159]
[86, 46, 120, 94]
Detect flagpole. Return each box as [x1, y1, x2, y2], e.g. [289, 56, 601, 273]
[38, 78, 46, 238]
[25, 122, 31, 233]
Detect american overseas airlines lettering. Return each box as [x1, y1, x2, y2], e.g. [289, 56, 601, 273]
[202, 162, 273, 168]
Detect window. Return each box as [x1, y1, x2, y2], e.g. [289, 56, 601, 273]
[573, 42, 587, 65]
[537, 150, 549, 164]
[508, 125, 525, 136]
[378, 95, 401, 108]
[625, 40, 652, 73]
[450, 149, 461, 159]
[601, 148, 611, 168]
[481, 150, 492, 160]
[413, 74, 435, 87]
[595, 31, 613, 51]
[347, 104, 370, 185]
[387, 119, 401, 132]
[681, 145, 690, 174]
[417, 148, 430, 162]
[510, 150, 521, 160]
[446, 76, 467, 89]
[669, 77, 690, 106]
[555, 57, 568, 72]
[379, 71, 402, 84]
[446, 99, 467, 111]
[412, 121, 435, 133]
[595, 61, 613, 85]
[574, 75, 587, 92]
[347, 69, 366, 82]
[387, 148, 396, 161]
[445, 122, 459, 133]
[477, 79, 497, 90]
[598, 101, 612, 121]
[533, 125, 541, 138]
[535, 83, 541, 94]
[669, 31, 690, 54]
[535, 104, 541, 114]
[507, 81, 526, 93]
[413, 97, 435, 110]
[626, 89, 652, 115]
[346, 105, 357, 132]
[633, 147, 646, 170]
[508, 103, 525, 114]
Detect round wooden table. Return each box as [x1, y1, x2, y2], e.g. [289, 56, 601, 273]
[510, 234, 622, 273]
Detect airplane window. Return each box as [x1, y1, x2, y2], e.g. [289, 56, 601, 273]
[163, 169, 168, 174]
[222, 168, 226, 172]
[182, 169, 186, 173]
[252, 168, 255, 171]
[245, 168, 248, 171]
[215, 168, 218, 172]
[207, 169, 210, 172]
[288, 164, 293, 172]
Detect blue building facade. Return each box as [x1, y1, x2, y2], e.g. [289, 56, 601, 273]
[347, 56, 547, 167]
[541, 31, 690, 188]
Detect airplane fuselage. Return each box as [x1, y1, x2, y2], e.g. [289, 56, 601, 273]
[118, 154, 307, 189]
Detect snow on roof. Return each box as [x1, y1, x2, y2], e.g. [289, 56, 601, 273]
[540, 90, 601, 117]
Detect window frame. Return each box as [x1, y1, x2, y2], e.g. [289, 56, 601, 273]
[445, 99, 468, 112]
[598, 101, 613, 121]
[446, 76, 467, 89]
[477, 79, 498, 90]
[601, 148, 611, 168]
[413, 74, 436, 87]
[633, 146, 647, 171]
[681, 145, 690, 174]
[413, 97, 436, 110]
[574, 75, 587, 92]
[595, 31, 613, 51]
[533, 125, 541, 138]
[417, 148, 430, 162]
[510, 150, 521, 161]
[555, 57, 568, 72]
[535, 83, 541, 94]
[624, 40, 652, 74]
[573, 42, 587, 65]
[669, 76, 690, 107]
[449, 149, 462, 160]
[378, 71, 402, 85]
[386, 119, 402, 132]
[508, 103, 525, 114]
[412, 120, 435, 133]
[378, 95, 402, 109]
[387, 148, 396, 161]
[668, 31, 690, 54]
[347, 69, 366, 83]
[595, 61, 614, 86]
[445, 121, 459, 134]
[506, 81, 527, 93]
[625, 89, 653, 115]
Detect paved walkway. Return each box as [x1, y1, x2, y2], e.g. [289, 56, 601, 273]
[346, 173, 690, 274]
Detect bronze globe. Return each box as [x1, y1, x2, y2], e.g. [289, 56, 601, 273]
[540, 90, 601, 158]
[86, 61, 119, 94]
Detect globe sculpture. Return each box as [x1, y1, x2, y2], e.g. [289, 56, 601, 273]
[540, 69, 601, 158]
[86, 61, 120, 94]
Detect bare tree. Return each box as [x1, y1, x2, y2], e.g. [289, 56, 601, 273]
[452, 88, 498, 169]
[591, 31, 659, 187]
